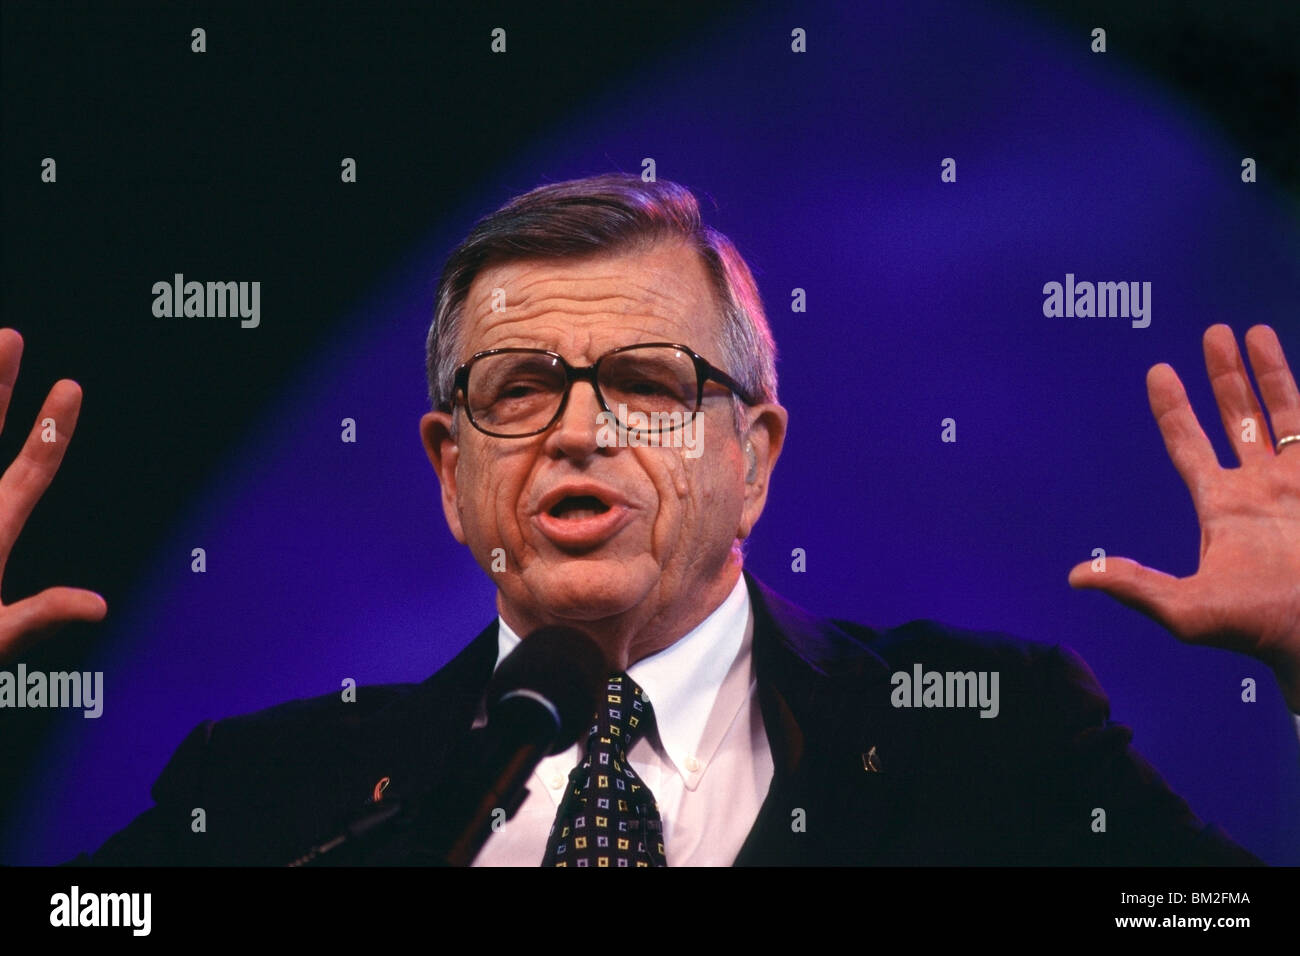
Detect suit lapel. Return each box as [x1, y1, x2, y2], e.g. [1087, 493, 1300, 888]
[358, 620, 499, 808]
[736, 573, 918, 865]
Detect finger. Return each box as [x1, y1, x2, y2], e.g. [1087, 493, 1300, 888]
[0, 587, 107, 666]
[0, 328, 24, 435]
[1146, 363, 1219, 501]
[1244, 325, 1300, 456]
[0, 379, 84, 581]
[1068, 556, 1184, 634]
[1203, 324, 1272, 464]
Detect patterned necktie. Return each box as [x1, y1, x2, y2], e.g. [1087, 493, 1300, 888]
[542, 673, 667, 867]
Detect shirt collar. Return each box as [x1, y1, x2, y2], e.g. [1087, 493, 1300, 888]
[492, 573, 754, 787]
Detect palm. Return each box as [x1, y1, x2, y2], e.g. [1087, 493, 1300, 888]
[1069, 324, 1300, 706]
[0, 329, 106, 664]
[1189, 485, 1300, 653]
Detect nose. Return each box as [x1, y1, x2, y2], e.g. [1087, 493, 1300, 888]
[543, 379, 609, 459]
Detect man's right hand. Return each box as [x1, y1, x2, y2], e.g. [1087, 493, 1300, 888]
[0, 328, 106, 666]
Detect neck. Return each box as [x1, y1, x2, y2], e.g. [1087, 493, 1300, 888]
[499, 558, 745, 671]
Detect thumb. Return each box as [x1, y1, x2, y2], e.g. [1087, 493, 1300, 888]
[1068, 556, 1183, 631]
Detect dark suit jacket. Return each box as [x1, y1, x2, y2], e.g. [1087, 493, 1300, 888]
[78, 572, 1260, 865]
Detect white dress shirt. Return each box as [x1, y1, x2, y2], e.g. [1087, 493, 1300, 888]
[472, 574, 775, 866]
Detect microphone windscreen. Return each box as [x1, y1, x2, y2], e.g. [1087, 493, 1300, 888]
[485, 626, 607, 752]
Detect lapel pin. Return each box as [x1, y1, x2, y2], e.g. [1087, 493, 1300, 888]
[861, 746, 883, 773]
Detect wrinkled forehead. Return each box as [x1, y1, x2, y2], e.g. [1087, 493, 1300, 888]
[459, 241, 727, 364]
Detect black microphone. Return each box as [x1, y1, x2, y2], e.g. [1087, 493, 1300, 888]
[438, 625, 606, 865]
[287, 625, 605, 867]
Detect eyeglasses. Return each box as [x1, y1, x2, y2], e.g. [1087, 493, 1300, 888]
[444, 342, 755, 438]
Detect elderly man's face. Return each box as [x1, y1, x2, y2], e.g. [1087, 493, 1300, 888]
[420, 239, 785, 659]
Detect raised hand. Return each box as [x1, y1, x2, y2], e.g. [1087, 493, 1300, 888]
[1068, 324, 1300, 710]
[0, 329, 107, 665]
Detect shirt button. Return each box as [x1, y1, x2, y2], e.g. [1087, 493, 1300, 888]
[549, 774, 565, 789]
[685, 756, 702, 773]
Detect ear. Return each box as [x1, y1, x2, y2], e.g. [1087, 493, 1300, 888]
[420, 410, 467, 544]
[737, 402, 788, 539]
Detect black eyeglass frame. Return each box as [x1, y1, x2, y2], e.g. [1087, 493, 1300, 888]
[443, 341, 756, 439]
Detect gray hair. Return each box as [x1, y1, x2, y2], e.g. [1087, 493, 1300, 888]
[424, 173, 778, 431]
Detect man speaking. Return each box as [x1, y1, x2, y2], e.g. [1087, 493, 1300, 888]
[4, 173, 1299, 865]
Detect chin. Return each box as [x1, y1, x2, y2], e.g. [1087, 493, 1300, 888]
[521, 558, 651, 621]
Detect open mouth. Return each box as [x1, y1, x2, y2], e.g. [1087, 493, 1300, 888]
[547, 495, 612, 521]
[533, 485, 630, 549]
